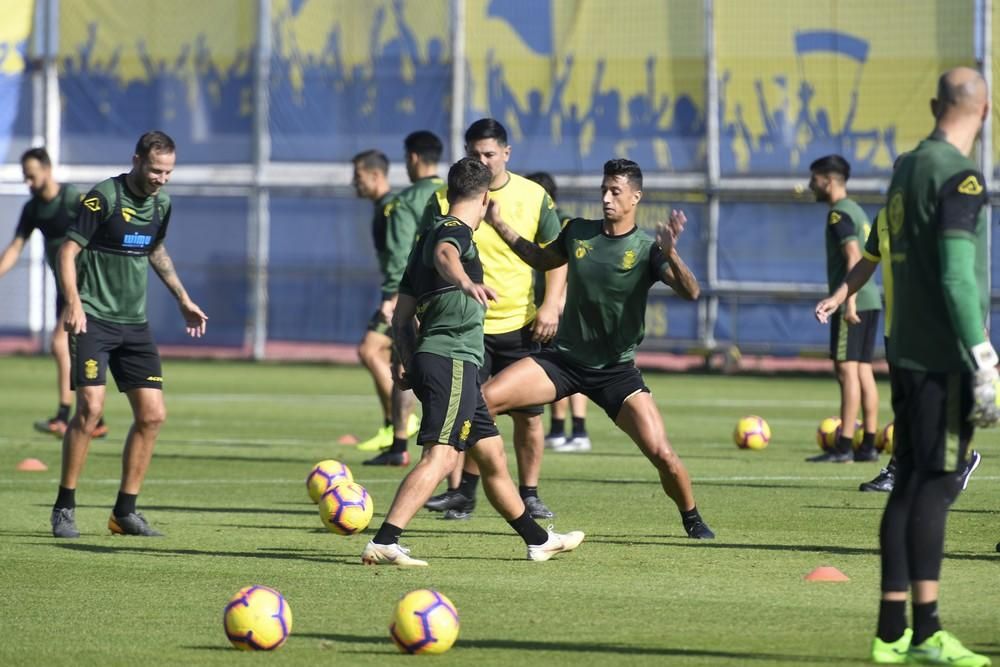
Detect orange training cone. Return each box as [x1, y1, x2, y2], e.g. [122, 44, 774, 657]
[17, 458, 48, 472]
[804, 566, 850, 582]
[337, 434, 359, 445]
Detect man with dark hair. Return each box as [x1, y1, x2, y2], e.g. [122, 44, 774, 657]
[477, 158, 715, 540]
[0, 148, 107, 438]
[51, 130, 208, 538]
[352, 150, 417, 456]
[807, 154, 881, 463]
[857, 67, 995, 667]
[361, 157, 584, 566]
[361, 132, 444, 466]
[421, 119, 565, 521]
[525, 170, 593, 453]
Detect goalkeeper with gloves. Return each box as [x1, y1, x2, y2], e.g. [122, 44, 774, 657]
[865, 67, 995, 667]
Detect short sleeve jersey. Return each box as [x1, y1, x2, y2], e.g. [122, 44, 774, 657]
[66, 175, 171, 324]
[886, 137, 989, 372]
[419, 172, 561, 335]
[863, 208, 895, 338]
[824, 197, 881, 312]
[369, 190, 396, 294]
[399, 215, 486, 367]
[552, 219, 670, 368]
[14, 184, 82, 270]
[379, 176, 443, 300]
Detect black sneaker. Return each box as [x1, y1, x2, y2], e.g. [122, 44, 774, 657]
[684, 519, 716, 539]
[109, 512, 164, 536]
[425, 490, 471, 512]
[363, 450, 410, 466]
[441, 495, 475, 520]
[806, 450, 853, 463]
[854, 445, 880, 462]
[51, 507, 80, 538]
[959, 450, 982, 491]
[859, 467, 894, 492]
[523, 495, 555, 519]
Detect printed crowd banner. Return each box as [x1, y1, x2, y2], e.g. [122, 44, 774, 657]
[0, 0, 35, 163]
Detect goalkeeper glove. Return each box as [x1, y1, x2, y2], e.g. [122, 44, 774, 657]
[969, 341, 1000, 428]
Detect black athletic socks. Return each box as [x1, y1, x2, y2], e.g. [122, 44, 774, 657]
[55, 486, 76, 510]
[572, 416, 586, 437]
[912, 601, 941, 645]
[837, 435, 854, 454]
[458, 472, 479, 499]
[519, 485, 538, 500]
[373, 521, 403, 546]
[56, 404, 70, 423]
[113, 491, 137, 517]
[389, 436, 407, 454]
[876, 599, 908, 642]
[508, 510, 549, 546]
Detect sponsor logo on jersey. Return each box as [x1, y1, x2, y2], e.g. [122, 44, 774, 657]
[123, 232, 153, 248]
[621, 249, 637, 270]
[384, 200, 398, 217]
[122, 207, 136, 222]
[958, 174, 983, 195]
[443, 220, 462, 227]
[84, 359, 99, 380]
[888, 191, 904, 238]
[145, 376, 163, 382]
[83, 197, 101, 212]
[828, 211, 841, 225]
[459, 419, 471, 442]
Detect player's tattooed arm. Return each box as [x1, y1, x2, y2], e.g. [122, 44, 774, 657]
[149, 243, 209, 337]
[656, 210, 700, 300]
[485, 200, 567, 271]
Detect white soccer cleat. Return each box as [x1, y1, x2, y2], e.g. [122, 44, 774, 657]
[544, 433, 567, 449]
[527, 527, 585, 562]
[361, 540, 428, 567]
[552, 435, 592, 453]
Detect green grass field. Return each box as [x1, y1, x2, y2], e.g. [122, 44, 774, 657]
[1, 355, 997, 666]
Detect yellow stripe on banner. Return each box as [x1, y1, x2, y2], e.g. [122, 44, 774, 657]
[945, 373, 961, 472]
[437, 359, 463, 444]
[836, 311, 849, 361]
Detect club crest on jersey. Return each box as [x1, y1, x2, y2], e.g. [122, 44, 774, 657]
[958, 174, 983, 195]
[459, 419, 471, 442]
[621, 249, 637, 270]
[828, 211, 841, 225]
[122, 207, 136, 222]
[574, 239, 593, 259]
[83, 197, 101, 212]
[84, 359, 99, 380]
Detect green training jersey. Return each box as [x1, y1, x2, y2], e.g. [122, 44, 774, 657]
[399, 215, 486, 367]
[15, 184, 82, 271]
[886, 136, 989, 372]
[863, 208, 895, 338]
[380, 176, 443, 300]
[67, 175, 171, 324]
[824, 197, 881, 312]
[551, 219, 670, 368]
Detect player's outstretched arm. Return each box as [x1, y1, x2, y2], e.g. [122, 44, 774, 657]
[484, 200, 567, 271]
[815, 257, 878, 323]
[58, 240, 87, 334]
[0, 237, 27, 279]
[433, 241, 498, 307]
[148, 243, 208, 337]
[656, 210, 700, 300]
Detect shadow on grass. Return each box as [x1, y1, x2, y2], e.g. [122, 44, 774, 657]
[46, 541, 341, 564]
[292, 632, 855, 662]
[89, 451, 310, 465]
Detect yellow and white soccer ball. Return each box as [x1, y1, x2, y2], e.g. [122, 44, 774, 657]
[306, 459, 353, 504]
[390, 589, 460, 655]
[733, 415, 770, 450]
[876, 421, 894, 455]
[223, 585, 292, 651]
[816, 416, 842, 451]
[318, 481, 373, 535]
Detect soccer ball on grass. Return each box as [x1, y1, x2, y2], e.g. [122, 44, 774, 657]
[733, 416, 770, 450]
[306, 459, 353, 504]
[318, 482, 373, 535]
[390, 589, 460, 655]
[223, 585, 292, 651]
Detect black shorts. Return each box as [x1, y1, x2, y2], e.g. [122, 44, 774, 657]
[70, 317, 163, 392]
[366, 309, 391, 337]
[481, 325, 544, 416]
[532, 349, 649, 421]
[410, 352, 500, 450]
[829, 309, 879, 362]
[890, 366, 974, 474]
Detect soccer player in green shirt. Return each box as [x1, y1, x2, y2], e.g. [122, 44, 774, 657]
[0, 148, 107, 439]
[51, 131, 208, 538]
[806, 154, 882, 463]
[361, 132, 443, 466]
[474, 158, 715, 539]
[861, 68, 996, 667]
[361, 158, 584, 566]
